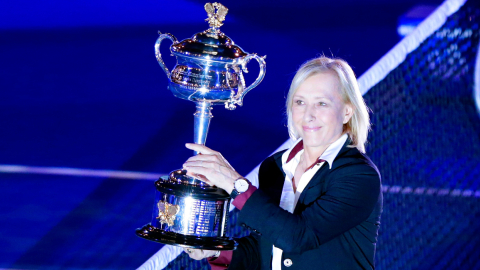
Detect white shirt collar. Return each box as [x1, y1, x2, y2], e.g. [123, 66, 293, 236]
[282, 133, 348, 170]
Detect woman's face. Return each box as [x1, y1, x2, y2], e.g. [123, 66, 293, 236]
[292, 72, 353, 150]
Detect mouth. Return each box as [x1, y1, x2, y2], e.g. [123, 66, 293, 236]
[303, 126, 321, 132]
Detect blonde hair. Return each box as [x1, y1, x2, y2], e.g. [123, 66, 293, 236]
[286, 56, 371, 153]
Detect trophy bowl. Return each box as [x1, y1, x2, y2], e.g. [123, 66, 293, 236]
[136, 2, 266, 250]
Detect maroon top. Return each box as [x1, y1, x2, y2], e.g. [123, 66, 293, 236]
[209, 250, 234, 270]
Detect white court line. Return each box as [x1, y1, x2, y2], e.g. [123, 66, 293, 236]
[474, 32, 480, 114]
[0, 164, 162, 180]
[2, 164, 478, 198]
[382, 185, 480, 198]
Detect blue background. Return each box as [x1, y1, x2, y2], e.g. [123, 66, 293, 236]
[4, 0, 478, 269]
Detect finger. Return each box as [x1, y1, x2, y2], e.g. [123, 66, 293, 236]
[185, 171, 213, 184]
[184, 160, 218, 170]
[185, 143, 218, 155]
[185, 161, 240, 184]
[183, 247, 194, 258]
[184, 164, 217, 177]
[190, 249, 207, 260]
[183, 157, 211, 170]
[184, 145, 233, 171]
[183, 248, 206, 260]
[184, 159, 230, 174]
[202, 250, 218, 258]
[185, 154, 220, 163]
[185, 167, 225, 187]
[183, 159, 215, 169]
[183, 166, 214, 183]
[187, 170, 213, 185]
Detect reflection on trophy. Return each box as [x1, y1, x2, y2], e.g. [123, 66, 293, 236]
[136, 2, 266, 250]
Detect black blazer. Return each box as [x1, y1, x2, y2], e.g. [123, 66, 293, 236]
[229, 140, 383, 270]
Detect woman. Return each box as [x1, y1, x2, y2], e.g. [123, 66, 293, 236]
[182, 56, 383, 269]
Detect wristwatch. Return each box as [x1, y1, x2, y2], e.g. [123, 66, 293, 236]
[230, 177, 249, 199]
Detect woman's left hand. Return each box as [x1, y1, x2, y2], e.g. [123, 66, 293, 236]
[183, 247, 218, 260]
[183, 143, 241, 194]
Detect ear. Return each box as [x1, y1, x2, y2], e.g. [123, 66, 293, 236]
[343, 103, 354, 124]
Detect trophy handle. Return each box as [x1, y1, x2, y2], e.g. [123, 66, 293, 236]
[155, 32, 178, 78]
[236, 53, 266, 105]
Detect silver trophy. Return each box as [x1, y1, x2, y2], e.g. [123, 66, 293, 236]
[136, 2, 266, 250]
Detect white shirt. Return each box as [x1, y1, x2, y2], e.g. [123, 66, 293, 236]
[272, 134, 348, 270]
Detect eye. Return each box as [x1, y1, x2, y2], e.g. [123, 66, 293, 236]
[294, 100, 304, 105]
[318, 102, 327, 106]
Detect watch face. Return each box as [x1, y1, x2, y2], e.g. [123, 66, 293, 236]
[235, 179, 249, 193]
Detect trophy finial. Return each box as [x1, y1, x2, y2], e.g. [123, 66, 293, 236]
[205, 2, 228, 29]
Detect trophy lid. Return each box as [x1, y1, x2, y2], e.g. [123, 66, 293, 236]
[171, 2, 247, 61]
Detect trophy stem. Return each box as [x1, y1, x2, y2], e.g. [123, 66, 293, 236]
[193, 101, 213, 155]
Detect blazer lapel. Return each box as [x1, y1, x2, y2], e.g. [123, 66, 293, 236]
[294, 165, 330, 212]
[294, 139, 352, 212]
[271, 151, 286, 204]
[258, 150, 287, 206]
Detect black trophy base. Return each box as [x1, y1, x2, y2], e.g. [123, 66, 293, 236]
[136, 224, 237, 250]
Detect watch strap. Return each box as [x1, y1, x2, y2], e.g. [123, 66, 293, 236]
[230, 188, 240, 199]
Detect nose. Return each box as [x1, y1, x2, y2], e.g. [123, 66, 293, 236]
[303, 103, 316, 122]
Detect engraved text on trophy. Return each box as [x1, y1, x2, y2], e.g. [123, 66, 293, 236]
[184, 200, 224, 235]
[171, 65, 239, 89]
